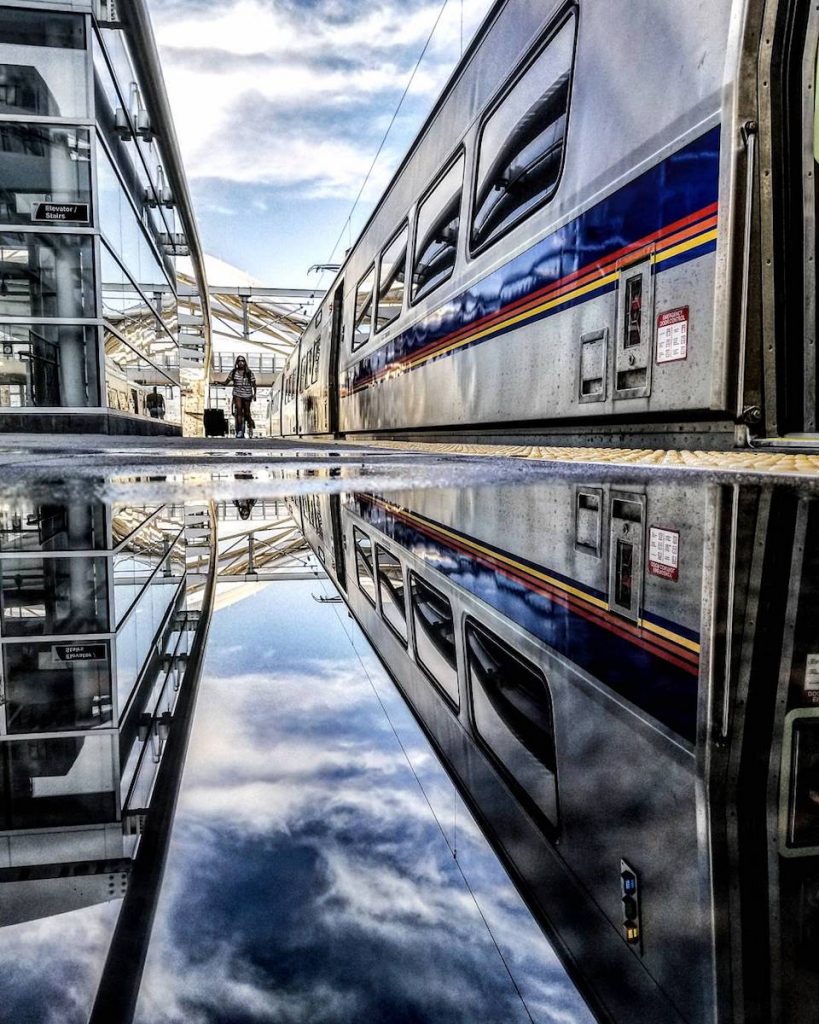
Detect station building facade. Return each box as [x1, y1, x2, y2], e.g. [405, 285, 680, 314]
[0, 0, 209, 434]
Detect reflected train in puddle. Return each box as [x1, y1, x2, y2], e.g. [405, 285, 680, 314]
[290, 476, 819, 1024]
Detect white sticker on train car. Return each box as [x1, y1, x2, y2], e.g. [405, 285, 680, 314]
[804, 654, 819, 705]
[656, 307, 689, 364]
[648, 526, 679, 581]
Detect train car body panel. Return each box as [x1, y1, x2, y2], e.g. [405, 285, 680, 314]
[329, 0, 739, 437]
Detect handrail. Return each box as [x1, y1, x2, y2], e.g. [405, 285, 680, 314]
[88, 502, 218, 1024]
[117, 2, 212, 377]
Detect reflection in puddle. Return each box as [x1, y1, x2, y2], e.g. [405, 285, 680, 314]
[0, 466, 818, 1022]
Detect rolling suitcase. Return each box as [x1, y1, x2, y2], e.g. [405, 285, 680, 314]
[204, 407, 228, 437]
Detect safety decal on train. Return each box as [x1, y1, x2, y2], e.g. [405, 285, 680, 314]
[648, 527, 680, 581]
[656, 308, 689, 364]
[804, 654, 819, 706]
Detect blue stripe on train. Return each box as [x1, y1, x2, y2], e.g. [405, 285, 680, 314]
[345, 125, 721, 393]
[353, 495, 699, 744]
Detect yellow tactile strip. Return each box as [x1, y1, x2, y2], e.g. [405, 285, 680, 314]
[334, 439, 819, 476]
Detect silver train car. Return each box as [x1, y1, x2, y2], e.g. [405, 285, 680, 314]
[289, 476, 819, 1024]
[273, 0, 818, 449]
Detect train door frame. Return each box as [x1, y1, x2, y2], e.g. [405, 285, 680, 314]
[328, 281, 344, 436]
[607, 491, 646, 622]
[759, 0, 817, 436]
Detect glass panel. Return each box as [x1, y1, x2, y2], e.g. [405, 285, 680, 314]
[0, 124, 91, 226]
[115, 533, 183, 714]
[0, 555, 110, 636]
[412, 154, 464, 304]
[624, 274, 643, 348]
[353, 525, 376, 605]
[97, 144, 173, 299]
[0, 9, 85, 49]
[0, 323, 99, 408]
[615, 540, 634, 608]
[375, 224, 407, 333]
[376, 544, 406, 643]
[786, 718, 819, 848]
[352, 266, 374, 351]
[0, 10, 88, 119]
[113, 512, 183, 625]
[0, 735, 116, 830]
[0, 500, 107, 552]
[466, 621, 558, 828]
[104, 326, 180, 423]
[4, 639, 113, 733]
[472, 16, 574, 251]
[0, 232, 95, 319]
[410, 573, 458, 706]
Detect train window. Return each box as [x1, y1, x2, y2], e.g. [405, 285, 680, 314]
[780, 713, 819, 854]
[311, 341, 320, 384]
[470, 12, 576, 253]
[410, 573, 459, 706]
[352, 266, 375, 351]
[375, 224, 408, 333]
[624, 274, 643, 348]
[465, 619, 558, 831]
[411, 152, 465, 305]
[376, 544, 407, 644]
[315, 309, 323, 328]
[353, 526, 376, 605]
[575, 489, 603, 556]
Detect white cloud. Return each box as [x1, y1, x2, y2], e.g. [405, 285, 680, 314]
[150, 0, 495, 197]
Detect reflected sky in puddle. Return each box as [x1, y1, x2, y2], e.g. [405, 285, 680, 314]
[133, 580, 592, 1024]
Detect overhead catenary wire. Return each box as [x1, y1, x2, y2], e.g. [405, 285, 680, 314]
[320, 0, 454, 281]
[318, 576, 536, 1024]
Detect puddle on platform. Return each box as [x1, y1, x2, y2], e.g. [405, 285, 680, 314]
[0, 463, 818, 1023]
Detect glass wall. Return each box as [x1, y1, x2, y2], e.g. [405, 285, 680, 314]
[4, 638, 113, 732]
[0, 734, 117, 828]
[0, 8, 88, 120]
[0, 124, 91, 226]
[0, 323, 99, 409]
[0, 554, 110, 636]
[0, 232, 95, 318]
[0, 499, 108, 552]
[0, 6, 187, 428]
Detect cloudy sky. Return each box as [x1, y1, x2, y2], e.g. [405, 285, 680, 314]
[147, 0, 495, 287]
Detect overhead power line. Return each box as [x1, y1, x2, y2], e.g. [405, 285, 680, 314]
[321, 0, 453, 277]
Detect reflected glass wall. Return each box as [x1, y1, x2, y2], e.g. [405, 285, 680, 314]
[0, 492, 206, 941]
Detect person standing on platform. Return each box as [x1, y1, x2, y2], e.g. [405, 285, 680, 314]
[224, 355, 257, 438]
[146, 387, 165, 420]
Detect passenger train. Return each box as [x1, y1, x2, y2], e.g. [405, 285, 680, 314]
[289, 476, 819, 1023]
[272, 0, 818, 449]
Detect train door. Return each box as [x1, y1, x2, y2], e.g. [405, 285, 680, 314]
[804, 6, 819, 430]
[328, 281, 344, 436]
[330, 494, 346, 592]
[760, 0, 819, 436]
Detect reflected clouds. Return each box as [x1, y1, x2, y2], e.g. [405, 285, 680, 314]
[133, 582, 593, 1024]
